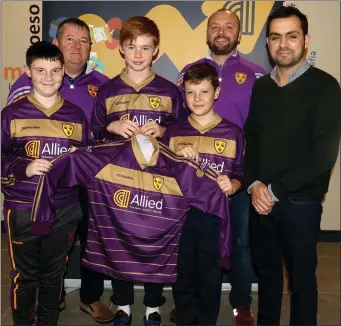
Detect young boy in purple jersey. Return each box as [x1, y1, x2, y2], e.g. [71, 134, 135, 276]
[1, 41, 89, 326]
[91, 16, 181, 143]
[162, 62, 245, 325]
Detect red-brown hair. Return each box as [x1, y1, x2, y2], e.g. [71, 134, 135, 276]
[119, 16, 160, 47]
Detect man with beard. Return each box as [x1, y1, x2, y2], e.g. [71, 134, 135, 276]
[171, 9, 265, 326]
[244, 6, 341, 325]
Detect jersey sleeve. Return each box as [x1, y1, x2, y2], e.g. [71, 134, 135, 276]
[231, 127, 245, 186]
[161, 87, 182, 128]
[7, 74, 32, 105]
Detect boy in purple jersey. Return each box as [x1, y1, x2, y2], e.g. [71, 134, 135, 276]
[91, 16, 181, 143]
[162, 63, 245, 326]
[1, 42, 90, 326]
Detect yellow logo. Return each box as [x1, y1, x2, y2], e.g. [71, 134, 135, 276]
[214, 139, 227, 154]
[149, 96, 161, 109]
[153, 176, 164, 191]
[120, 113, 130, 120]
[88, 85, 99, 97]
[113, 189, 131, 208]
[196, 169, 204, 178]
[235, 73, 247, 84]
[25, 140, 40, 158]
[62, 123, 74, 137]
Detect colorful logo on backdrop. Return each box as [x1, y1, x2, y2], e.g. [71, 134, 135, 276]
[48, 1, 279, 77]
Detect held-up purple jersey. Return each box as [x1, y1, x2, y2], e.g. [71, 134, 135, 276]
[163, 114, 244, 185]
[1, 94, 90, 211]
[30, 137, 230, 283]
[91, 69, 181, 142]
[6, 66, 109, 123]
[178, 52, 265, 128]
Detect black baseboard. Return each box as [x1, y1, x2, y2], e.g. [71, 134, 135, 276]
[1, 220, 340, 242]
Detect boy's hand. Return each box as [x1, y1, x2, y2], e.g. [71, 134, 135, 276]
[26, 159, 52, 178]
[140, 121, 165, 138]
[176, 145, 199, 162]
[216, 175, 235, 196]
[107, 120, 140, 139]
[69, 146, 78, 153]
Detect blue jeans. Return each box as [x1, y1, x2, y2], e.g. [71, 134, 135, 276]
[228, 189, 253, 309]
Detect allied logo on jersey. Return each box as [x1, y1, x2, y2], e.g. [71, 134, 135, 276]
[149, 96, 161, 109]
[62, 123, 74, 137]
[88, 85, 98, 97]
[214, 139, 227, 154]
[235, 73, 247, 84]
[25, 140, 40, 158]
[153, 176, 164, 191]
[113, 189, 131, 208]
[120, 113, 130, 120]
[196, 169, 204, 178]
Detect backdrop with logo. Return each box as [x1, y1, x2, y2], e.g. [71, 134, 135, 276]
[1, 1, 340, 290]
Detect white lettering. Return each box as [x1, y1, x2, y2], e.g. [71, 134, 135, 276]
[201, 158, 225, 173]
[131, 194, 163, 210]
[132, 115, 161, 126]
[42, 143, 71, 156]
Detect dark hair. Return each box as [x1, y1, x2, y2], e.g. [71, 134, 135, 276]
[184, 63, 219, 90]
[56, 18, 91, 40]
[266, 6, 308, 37]
[26, 41, 64, 67]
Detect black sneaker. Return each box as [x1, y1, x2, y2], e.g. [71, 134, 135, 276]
[144, 312, 161, 326]
[113, 310, 132, 326]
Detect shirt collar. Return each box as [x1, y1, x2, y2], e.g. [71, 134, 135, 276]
[64, 64, 87, 84]
[206, 49, 239, 60]
[270, 60, 311, 86]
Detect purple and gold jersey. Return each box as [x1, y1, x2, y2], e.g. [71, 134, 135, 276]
[91, 69, 181, 142]
[31, 137, 229, 283]
[163, 114, 244, 184]
[1, 94, 90, 211]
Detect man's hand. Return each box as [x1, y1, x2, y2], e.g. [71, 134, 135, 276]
[176, 145, 199, 162]
[69, 146, 78, 153]
[140, 121, 165, 138]
[26, 159, 52, 178]
[250, 183, 275, 215]
[216, 175, 235, 196]
[107, 120, 140, 139]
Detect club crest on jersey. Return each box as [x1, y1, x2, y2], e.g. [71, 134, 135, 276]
[113, 189, 131, 208]
[196, 169, 204, 178]
[25, 140, 40, 158]
[120, 113, 130, 120]
[214, 139, 227, 154]
[153, 176, 164, 191]
[235, 73, 247, 84]
[149, 96, 161, 109]
[88, 85, 98, 97]
[62, 123, 74, 137]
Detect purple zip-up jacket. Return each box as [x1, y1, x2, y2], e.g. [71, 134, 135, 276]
[7, 67, 109, 123]
[1, 94, 90, 211]
[178, 52, 265, 128]
[91, 70, 181, 143]
[31, 136, 230, 283]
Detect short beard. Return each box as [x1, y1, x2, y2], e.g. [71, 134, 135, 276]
[207, 39, 238, 56]
[274, 46, 307, 68]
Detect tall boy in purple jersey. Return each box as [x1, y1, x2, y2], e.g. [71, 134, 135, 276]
[173, 9, 266, 325]
[163, 63, 244, 325]
[6, 19, 114, 323]
[91, 16, 181, 143]
[30, 134, 231, 326]
[1, 41, 90, 326]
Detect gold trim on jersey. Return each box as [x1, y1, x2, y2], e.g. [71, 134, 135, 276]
[105, 94, 172, 115]
[120, 68, 155, 92]
[169, 136, 236, 159]
[27, 93, 64, 117]
[10, 119, 83, 142]
[95, 164, 183, 197]
[188, 113, 222, 134]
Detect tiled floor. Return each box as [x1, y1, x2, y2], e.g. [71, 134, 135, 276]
[1, 236, 340, 325]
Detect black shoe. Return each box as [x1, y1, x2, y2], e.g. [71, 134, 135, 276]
[169, 307, 176, 323]
[144, 312, 161, 326]
[113, 310, 132, 326]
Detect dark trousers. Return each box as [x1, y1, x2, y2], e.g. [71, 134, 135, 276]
[250, 194, 322, 325]
[174, 208, 222, 326]
[228, 190, 253, 309]
[78, 188, 106, 304]
[4, 203, 82, 326]
[110, 278, 165, 307]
